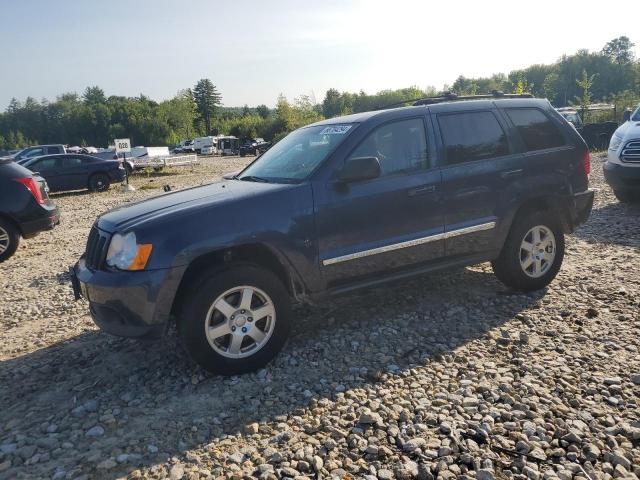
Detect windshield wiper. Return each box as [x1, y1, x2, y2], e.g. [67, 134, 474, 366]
[239, 175, 270, 183]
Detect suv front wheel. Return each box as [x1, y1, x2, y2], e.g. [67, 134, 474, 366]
[178, 265, 291, 375]
[492, 211, 565, 292]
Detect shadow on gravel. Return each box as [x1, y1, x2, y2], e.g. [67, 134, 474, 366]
[0, 266, 545, 479]
[574, 200, 640, 247]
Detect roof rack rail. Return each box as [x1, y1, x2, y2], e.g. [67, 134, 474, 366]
[412, 90, 533, 106]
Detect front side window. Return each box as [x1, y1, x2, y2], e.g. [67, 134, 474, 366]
[239, 124, 354, 183]
[505, 108, 565, 151]
[438, 111, 509, 165]
[347, 118, 428, 176]
[23, 147, 45, 159]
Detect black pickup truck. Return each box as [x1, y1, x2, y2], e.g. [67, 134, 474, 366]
[239, 138, 270, 157]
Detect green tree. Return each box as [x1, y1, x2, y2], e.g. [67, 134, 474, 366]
[575, 69, 597, 121]
[601, 36, 636, 64]
[256, 104, 270, 119]
[193, 79, 222, 135]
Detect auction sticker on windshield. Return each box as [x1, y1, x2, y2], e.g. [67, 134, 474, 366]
[320, 125, 352, 135]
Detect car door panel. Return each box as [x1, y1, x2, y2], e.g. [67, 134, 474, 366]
[434, 108, 525, 258]
[313, 116, 444, 286]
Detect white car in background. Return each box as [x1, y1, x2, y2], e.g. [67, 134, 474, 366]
[604, 105, 640, 202]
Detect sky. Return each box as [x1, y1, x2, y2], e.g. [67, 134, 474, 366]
[1, 0, 639, 109]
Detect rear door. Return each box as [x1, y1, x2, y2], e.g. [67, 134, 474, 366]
[434, 107, 524, 258]
[58, 155, 90, 190]
[315, 116, 444, 285]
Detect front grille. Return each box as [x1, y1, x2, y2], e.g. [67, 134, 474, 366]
[621, 140, 640, 163]
[85, 226, 111, 270]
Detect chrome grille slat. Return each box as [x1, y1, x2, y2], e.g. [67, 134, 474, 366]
[621, 140, 640, 163]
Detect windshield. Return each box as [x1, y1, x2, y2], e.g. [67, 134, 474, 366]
[239, 124, 354, 183]
[631, 106, 640, 122]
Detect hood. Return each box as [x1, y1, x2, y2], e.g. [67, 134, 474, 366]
[613, 120, 640, 141]
[97, 179, 291, 232]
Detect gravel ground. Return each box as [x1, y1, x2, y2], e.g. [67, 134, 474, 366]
[1, 154, 638, 480]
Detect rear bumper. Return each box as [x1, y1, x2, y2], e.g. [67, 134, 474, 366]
[71, 257, 186, 338]
[20, 206, 60, 239]
[603, 161, 640, 191]
[570, 189, 594, 229]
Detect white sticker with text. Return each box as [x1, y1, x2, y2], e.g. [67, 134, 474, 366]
[320, 125, 352, 135]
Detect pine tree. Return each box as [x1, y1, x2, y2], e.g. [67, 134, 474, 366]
[193, 79, 222, 135]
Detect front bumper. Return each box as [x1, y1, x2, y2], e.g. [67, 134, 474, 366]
[603, 161, 640, 191]
[71, 257, 186, 338]
[21, 206, 60, 239]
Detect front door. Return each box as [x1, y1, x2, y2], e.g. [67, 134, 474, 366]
[29, 157, 63, 191]
[314, 116, 444, 286]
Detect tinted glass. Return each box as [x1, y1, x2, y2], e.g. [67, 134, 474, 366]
[505, 108, 565, 151]
[438, 111, 509, 164]
[48, 146, 62, 154]
[62, 156, 83, 167]
[348, 118, 428, 176]
[31, 158, 59, 171]
[25, 148, 45, 158]
[239, 124, 354, 182]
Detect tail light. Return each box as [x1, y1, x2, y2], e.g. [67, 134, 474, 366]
[15, 177, 45, 205]
[582, 150, 591, 176]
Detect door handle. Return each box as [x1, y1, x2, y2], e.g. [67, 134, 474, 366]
[408, 185, 436, 196]
[500, 169, 524, 179]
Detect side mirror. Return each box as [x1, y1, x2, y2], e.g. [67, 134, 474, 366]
[623, 110, 632, 122]
[336, 156, 381, 184]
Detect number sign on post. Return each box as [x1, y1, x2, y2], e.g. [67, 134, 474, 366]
[114, 138, 131, 153]
[114, 138, 132, 186]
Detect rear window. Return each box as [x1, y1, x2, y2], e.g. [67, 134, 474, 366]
[48, 146, 62, 154]
[438, 111, 509, 165]
[505, 108, 565, 151]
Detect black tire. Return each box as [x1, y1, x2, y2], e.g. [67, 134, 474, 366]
[0, 218, 20, 263]
[613, 189, 640, 203]
[89, 173, 111, 192]
[178, 264, 291, 375]
[491, 211, 565, 292]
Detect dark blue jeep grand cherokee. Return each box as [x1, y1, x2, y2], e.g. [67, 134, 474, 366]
[72, 95, 594, 375]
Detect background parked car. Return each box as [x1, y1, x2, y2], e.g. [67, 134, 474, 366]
[239, 138, 270, 157]
[604, 105, 640, 202]
[0, 157, 59, 262]
[22, 154, 126, 192]
[12, 144, 66, 164]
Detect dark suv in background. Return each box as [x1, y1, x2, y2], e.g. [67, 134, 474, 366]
[72, 93, 593, 375]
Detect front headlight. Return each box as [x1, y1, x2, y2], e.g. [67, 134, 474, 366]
[105, 231, 153, 270]
[609, 134, 623, 151]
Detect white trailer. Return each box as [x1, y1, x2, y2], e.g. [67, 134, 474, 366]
[193, 136, 217, 153]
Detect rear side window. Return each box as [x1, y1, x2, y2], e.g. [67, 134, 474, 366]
[438, 111, 509, 165]
[62, 156, 83, 167]
[505, 108, 565, 151]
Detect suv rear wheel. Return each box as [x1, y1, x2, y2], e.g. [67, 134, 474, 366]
[178, 265, 291, 375]
[0, 218, 20, 263]
[491, 211, 565, 291]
